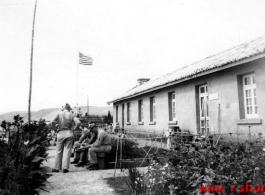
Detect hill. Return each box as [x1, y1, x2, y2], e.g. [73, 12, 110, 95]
[0, 106, 113, 122]
[0, 111, 28, 123]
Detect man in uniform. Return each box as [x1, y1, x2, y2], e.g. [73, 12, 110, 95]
[52, 103, 81, 173]
[86, 126, 112, 170]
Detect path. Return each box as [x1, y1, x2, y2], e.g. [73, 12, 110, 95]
[39, 146, 124, 195]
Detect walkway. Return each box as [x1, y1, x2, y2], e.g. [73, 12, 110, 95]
[39, 146, 123, 195]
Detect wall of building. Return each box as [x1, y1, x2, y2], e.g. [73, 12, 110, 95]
[113, 58, 265, 140]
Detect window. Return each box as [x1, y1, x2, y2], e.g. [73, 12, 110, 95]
[172, 93, 176, 119]
[150, 97, 156, 122]
[127, 102, 131, 122]
[243, 74, 258, 118]
[138, 100, 143, 122]
[168, 92, 176, 121]
[116, 105, 118, 122]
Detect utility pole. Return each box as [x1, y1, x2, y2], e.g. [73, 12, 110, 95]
[28, 0, 38, 136]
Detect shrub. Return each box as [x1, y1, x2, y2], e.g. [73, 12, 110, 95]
[0, 115, 51, 195]
[127, 138, 265, 195]
[108, 135, 138, 163]
[127, 166, 147, 195]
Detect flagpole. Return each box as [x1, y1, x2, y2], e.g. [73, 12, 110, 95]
[28, 0, 38, 136]
[77, 52, 79, 115]
[78, 52, 93, 117]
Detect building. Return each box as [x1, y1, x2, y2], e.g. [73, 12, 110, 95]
[108, 36, 265, 140]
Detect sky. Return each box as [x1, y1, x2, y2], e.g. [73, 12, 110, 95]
[1, 0, 265, 113]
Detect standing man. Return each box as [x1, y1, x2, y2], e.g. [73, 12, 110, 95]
[52, 103, 81, 173]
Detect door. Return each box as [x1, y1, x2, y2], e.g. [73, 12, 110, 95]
[199, 85, 209, 135]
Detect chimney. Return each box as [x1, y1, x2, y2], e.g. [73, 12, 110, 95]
[137, 78, 150, 86]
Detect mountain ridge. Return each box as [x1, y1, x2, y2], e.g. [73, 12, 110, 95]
[0, 106, 113, 122]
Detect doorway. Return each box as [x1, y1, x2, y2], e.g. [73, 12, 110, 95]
[198, 84, 209, 135]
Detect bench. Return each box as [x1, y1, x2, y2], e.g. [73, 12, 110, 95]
[97, 152, 109, 169]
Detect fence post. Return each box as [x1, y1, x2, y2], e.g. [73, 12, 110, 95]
[145, 129, 147, 146]
[120, 136, 123, 171]
[246, 126, 252, 152]
[114, 136, 120, 177]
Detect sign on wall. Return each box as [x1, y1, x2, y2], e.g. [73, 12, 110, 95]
[209, 93, 219, 100]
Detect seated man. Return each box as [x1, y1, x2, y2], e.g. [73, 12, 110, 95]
[71, 135, 86, 163]
[71, 124, 90, 159]
[86, 126, 112, 170]
[71, 125, 98, 166]
[71, 126, 82, 160]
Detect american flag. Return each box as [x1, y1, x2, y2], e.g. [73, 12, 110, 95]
[79, 52, 93, 65]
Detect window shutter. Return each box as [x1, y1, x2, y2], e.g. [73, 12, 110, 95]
[116, 106, 118, 122]
[237, 75, 245, 119]
[168, 93, 172, 121]
[150, 98, 153, 122]
[138, 100, 141, 122]
[127, 103, 129, 122]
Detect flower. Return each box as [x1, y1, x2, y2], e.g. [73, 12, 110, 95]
[164, 163, 169, 168]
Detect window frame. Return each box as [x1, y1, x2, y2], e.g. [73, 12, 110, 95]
[150, 97, 156, 122]
[243, 74, 258, 118]
[172, 93, 176, 120]
[168, 92, 176, 121]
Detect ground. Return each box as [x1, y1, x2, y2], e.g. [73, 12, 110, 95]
[39, 146, 128, 195]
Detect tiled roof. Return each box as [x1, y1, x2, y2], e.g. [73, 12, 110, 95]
[109, 35, 265, 103]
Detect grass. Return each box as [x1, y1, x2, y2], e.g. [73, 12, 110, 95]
[105, 176, 131, 195]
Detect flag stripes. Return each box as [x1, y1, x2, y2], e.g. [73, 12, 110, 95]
[79, 52, 93, 65]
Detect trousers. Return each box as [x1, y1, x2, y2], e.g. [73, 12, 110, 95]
[79, 149, 88, 163]
[89, 145, 112, 164]
[54, 130, 74, 170]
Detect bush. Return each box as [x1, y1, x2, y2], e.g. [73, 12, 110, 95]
[108, 135, 138, 163]
[127, 138, 265, 195]
[127, 166, 147, 195]
[0, 115, 51, 195]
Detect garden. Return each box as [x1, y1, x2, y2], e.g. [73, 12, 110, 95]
[1, 115, 265, 195]
[0, 115, 51, 195]
[106, 132, 265, 195]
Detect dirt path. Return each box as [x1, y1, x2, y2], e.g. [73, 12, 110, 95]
[39, 146, 124, 195]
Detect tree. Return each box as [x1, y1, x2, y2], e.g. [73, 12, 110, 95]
[107, 111, 113, 124]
